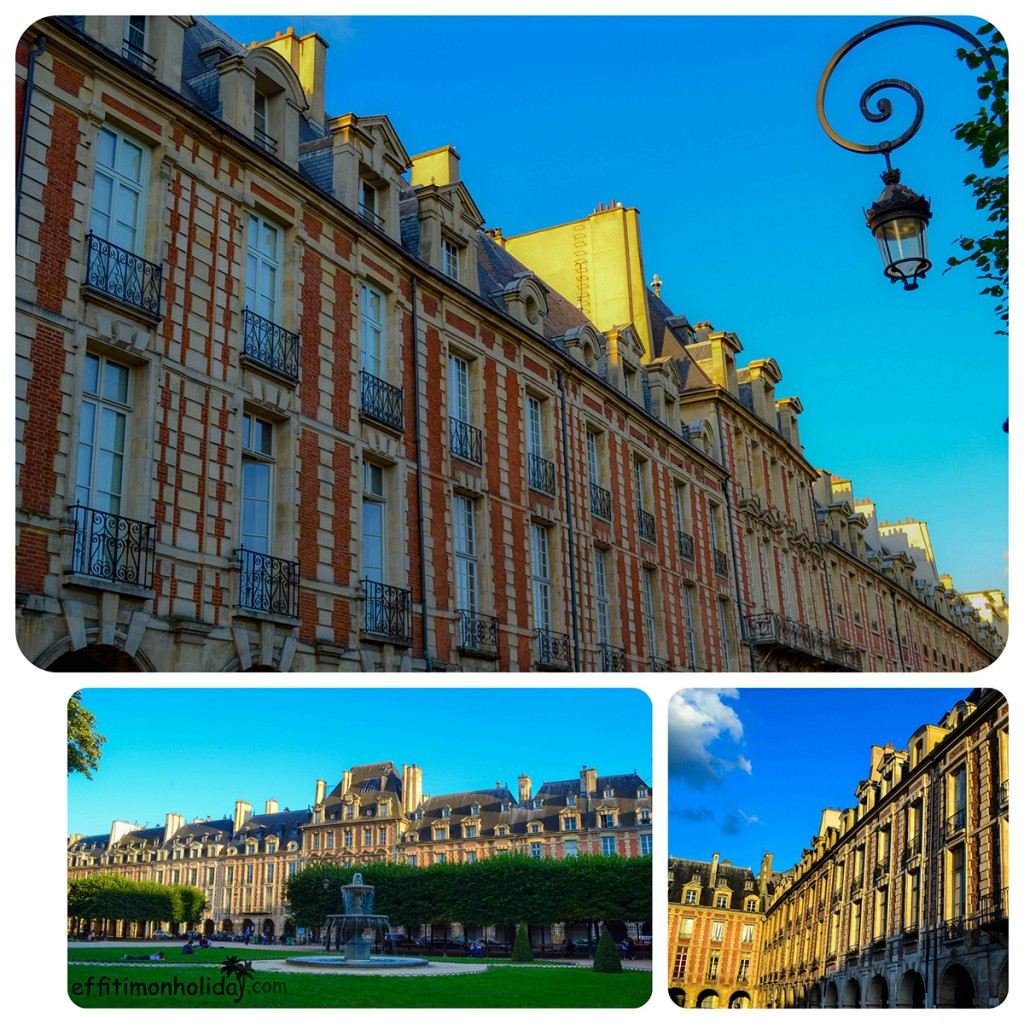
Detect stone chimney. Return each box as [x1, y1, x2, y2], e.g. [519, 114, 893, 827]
[580, 766, 597, 795]
[758, 851, 774, 892]
[709, 851, 720, 888]
[518, 774, 533, 804]
[402, 764, 423, 815]
[233, 800, 252, 833]
[410, 145, 460, 187]
[257, 28, 328, 125]
[265, 799, 278, 815]
[162, 813, 184, 844]
[314, 778, 326, 806]
[342, 769, 353, 794]
[110, 820, 136, 847]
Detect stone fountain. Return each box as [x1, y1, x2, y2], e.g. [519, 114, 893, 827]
[286, 873, 429, 970]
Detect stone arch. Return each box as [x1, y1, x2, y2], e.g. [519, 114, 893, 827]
[843, 977, 861, 1008]
[784, 986, 796, 1008]
[896, 969, 925, 1008]
[824, 980, 839, 1008]
[805, 982, 823, 1008]
[993, 957, 1009, 1005]
[728, 990, 752, 1009]
[696, 988, 720, 1008]
[937, 962, 976, 1008]
[866, 973, 889, 1008]
[241, 46, 306, 112]
[668, 987, 686, 1007]
[44, 640, 150, 671]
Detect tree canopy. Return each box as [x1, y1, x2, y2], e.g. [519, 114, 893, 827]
[946, 22, 1008, 330]
[68, 874, 206, 927]
[68, 691, 106, 779]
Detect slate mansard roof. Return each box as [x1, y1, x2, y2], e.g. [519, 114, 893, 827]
[668, 856, 775, 910]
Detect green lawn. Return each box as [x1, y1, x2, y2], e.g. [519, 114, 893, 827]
[67, 959, 651, 1008]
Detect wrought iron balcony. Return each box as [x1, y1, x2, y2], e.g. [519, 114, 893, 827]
[527, 453, 556, 495]
[651, 657, 672, 672]
[360, 370, 404, 431]
[535, 627, 570, 669]
[902, 838, 922, 864]
[68, 502, 156, 589]
[638, 506, 656, 544]
[978, 887, 1008, 929]
[600, 643, 626, 672]
[237, 548, 299, 617]
[457, 609, 499, 656]
[121, 37, 156, 74]
[999, 778, 1009, 807]
[945, 807, 966, 839]
[590, 481, 612, 521]
[242, 308, 299, 380]
[678, 530, 695, 562]
[254, 126, 278, 155]
[944, 917, 965, 942]
[358, 203, 383, 228]
[362, 578, 411, 643]
[746, 611, 861, 670]
[714, 547, 729, 576]
[449, 417, 482, 464]
[84, 232, 162, 318]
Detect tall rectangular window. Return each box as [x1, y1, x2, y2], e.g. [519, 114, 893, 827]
[564, 839, 578, 858]
[360, 285, 385, 379]
[449, 355, 470, 424]
[710, 921, 724, 942]
[441, 238, 460, 281]
[672, 949, 687, 980]
[905, 870, 920, 931]
[530, 842, 542, 859]
[91, 126, 147, 254]
[246, 214, 281, 324]
[642, 567, 658, 660]
[601, 835, 615, 856]
[531, 524, 552, 633]
[682, 586, 698, 669]
[76, 353, 130, 515]
[361, 462, 386, 585]
[707, 954, 719, 980]
[526, 396, 544, 458]
[453, 495, 478, 614]
[241, 414, 273, 555]
[950, 846, 966, 922]
[718, 601, 732, 670]
[587, 431, 600, 487]
[640, 834, 652, 855]
[594, 548, 611, 647]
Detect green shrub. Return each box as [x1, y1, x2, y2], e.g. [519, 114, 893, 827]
[511, 923, 533, 962]
[592, 926, 622, 973]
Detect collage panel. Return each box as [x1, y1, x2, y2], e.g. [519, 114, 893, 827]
[66, 687, 653, 1009]
[666, 686, 1008, 1009]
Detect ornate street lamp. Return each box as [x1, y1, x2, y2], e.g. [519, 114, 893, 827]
[817, 17, 997, 290]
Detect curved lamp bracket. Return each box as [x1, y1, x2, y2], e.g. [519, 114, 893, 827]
[817, 16, 994, 158]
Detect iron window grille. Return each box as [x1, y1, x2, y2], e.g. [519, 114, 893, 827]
[237, 548, 299, 617]
[945, 808, 967, 839]
[638, 506, 657, 544]
[84, 232, 162, 318]
[600, 643, 626, 672]
[944, 918, 965, 942]
[714, 547, 729, 576]
[362, 578, 411, 643]
[449, 417, 482, 464]
[535, 628, 570, 669]
[457, 609, 499, 655]
[527, 453, 556, 495]
[678, 530, 695, 562]
[68, 502, 156, 589]
[360, 370, 404, 431]
[242, 308, 299, 380]
[651, 657, 672, 672]
[590, 481, 612, 521]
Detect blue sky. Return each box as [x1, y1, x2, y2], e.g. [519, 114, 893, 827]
[667, 686, 975, 871]
[209, 11, 1009, 597]
[67, 687, 652, 836]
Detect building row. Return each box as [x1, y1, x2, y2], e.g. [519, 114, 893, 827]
[68, 762, 652, 941]
[16, 15, 1005, 672]
[668, 688, 1008, 1008]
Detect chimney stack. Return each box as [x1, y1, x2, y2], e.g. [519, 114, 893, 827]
[314, 778, 326, 806]
[233, 800, 252, 834]
[265, 799, 278, 815]
[518, 774, 532, 804]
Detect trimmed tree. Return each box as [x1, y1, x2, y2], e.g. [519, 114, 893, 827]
[592, 925, 623, 973]
[511, 921, 533, 962]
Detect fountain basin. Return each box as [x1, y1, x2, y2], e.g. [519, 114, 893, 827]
[285, 955, 430, 969]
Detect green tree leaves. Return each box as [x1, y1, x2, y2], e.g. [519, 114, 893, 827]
[68, 691, 106, 779]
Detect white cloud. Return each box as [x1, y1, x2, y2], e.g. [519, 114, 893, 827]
[668, 689, 752, 787]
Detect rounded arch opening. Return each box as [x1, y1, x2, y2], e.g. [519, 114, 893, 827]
[938, 963, 976, 1008]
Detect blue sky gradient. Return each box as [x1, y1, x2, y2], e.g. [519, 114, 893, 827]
[210, 12, 1010, 596]
[668, 686, 975, 872]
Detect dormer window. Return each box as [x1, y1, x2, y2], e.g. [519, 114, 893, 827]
[344, 804, 355, 820]
[684, 888, 698, 905]
[567, 794, 577, 807]
[497, 826, 508, 837]
[441, 238, 461, 282]
[501, 801, 511, 812]
[441, 807, 451, 819]
[122, 16, 155, 74]
[637, 788, 648, 798]
[470, 802, 480, 816]
[529, 823, 541, 834]
[603, 788, 614, 798]
[254, 90, 273, 152]
[359, 180, 381, 227]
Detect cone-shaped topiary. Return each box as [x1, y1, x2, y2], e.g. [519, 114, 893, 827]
[511, 922, 534, 962]
[592, 925, 623, 973]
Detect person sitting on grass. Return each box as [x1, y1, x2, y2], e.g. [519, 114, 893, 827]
[122, 952, 165, 961]
[182, 940, 196, 955]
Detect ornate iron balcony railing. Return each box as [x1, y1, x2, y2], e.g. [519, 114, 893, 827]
[978, 887, 1008, 926]
[68, 503, 156, 589]
[638, 506, 656, 544]
[944, 917, 965, 942]
[449, 417, 482, 464]
[362, 578, 412, 643]
[535, 627, 570, 669]
[590, 481, 612, 521]
[457, 609, 499, 655]
[946, 807, 966, 839]
[360, 370, 404, 431]
[527, 453, 556, 495]
[84, 232, 162, 318]
[678, 530, 695, 562]
[237, 548, 299, 617]
[746, 611, 862, 670]
[121, 38, 156, 74]
[999, 778, 1009, 807]
[600, 643, 626, 672]
[242, 308, 299, 380]
[714, 547, 729, 576]
[651, 657, 672, 672]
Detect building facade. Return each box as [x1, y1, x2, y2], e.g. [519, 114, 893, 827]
[68, 762, 652, 940]
[668, 688, 1009, 1008]
[16, 16, 1004, 672]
